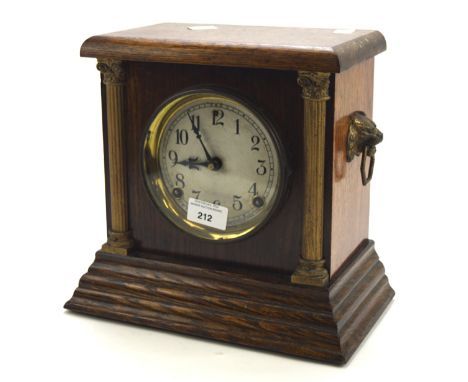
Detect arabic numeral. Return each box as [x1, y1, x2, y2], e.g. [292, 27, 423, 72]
[232, 195, 243, 211]
[168, 150, 178, 166]
[176, 129, 188, 145]
[175, 173, 185, 188]
[212, 110, 224, 126]
[248, 182, 257, 196]
[251, 135, 260, 151]
[256, 160, 267, 175]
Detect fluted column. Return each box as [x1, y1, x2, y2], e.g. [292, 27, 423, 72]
[97, 59, 133, 255]
[291, 71, 330, 287]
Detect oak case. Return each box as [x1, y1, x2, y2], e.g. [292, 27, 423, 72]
[65, 23, 394, 364]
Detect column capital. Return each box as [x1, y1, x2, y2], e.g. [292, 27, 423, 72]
[96, 59, 126, 85]
[297, 71, 330, 101]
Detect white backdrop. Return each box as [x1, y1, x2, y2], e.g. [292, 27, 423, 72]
[1, 1, 467, 381]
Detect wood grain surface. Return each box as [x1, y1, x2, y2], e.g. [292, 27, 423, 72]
[123, 62, 303, 272]
[65, 240, 394, 364]
[329, 59, 375, 277]
[81, 23, 386, 72]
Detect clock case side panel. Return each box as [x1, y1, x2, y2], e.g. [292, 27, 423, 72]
[124, 62, 304, 273]
[326, 58, 375, 278]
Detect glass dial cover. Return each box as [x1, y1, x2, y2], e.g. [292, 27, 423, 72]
[142, 89, 286, 241]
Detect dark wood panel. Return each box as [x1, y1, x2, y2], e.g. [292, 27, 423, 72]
[124, 62, 303, 273]
[65, 240, 394, 364]
[81, 23, 386, 72]
[329, 59, 374, 276]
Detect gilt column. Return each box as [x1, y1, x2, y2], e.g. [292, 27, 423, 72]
[97, 59, 133, 255]
[291, 71, 330, 287]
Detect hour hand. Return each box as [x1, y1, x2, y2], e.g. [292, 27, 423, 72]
[176, 156, 211, 170]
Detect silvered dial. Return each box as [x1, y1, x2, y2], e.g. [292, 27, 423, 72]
[143, 91, 284, 240]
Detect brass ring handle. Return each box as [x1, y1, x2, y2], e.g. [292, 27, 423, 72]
[346, 111, 383, 186]
[360, 145, 375, 185]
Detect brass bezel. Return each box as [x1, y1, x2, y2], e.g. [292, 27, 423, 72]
[142, 88, 287, 241]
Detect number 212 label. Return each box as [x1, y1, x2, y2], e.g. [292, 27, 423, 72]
[187, 198, 228, 231]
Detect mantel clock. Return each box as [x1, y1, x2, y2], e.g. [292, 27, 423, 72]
[65, 23, 394, 364]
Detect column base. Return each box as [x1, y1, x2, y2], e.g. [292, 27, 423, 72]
[291, 258, 329, 287]
[101, 230, 134, 255]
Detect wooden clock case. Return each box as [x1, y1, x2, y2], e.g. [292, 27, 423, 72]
[65, 24, 394, 364]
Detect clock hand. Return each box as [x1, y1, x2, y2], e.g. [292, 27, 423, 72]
[176, 156, 211, 170]
[186, 113, 223, 171]
[187, 112, 213, 162]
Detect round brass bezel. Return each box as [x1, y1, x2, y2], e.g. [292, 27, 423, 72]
[142, 88, 287, 241]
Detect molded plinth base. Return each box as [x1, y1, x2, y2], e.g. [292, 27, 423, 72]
[65, 240, 394, 364]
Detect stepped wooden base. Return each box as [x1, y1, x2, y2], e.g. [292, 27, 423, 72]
[64, 240, 394, 364]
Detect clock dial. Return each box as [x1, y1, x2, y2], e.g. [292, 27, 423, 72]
[143, 90, 286, 240]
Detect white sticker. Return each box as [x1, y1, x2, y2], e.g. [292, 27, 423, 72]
[187, 25, 218, 31]
[333, 28, 356, 34]
[187, 198, 228, 231]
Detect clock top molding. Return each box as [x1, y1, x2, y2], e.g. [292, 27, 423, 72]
[80, 23, 386, 72]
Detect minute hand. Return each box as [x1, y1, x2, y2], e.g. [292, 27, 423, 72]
[187, 112, 212, 162]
